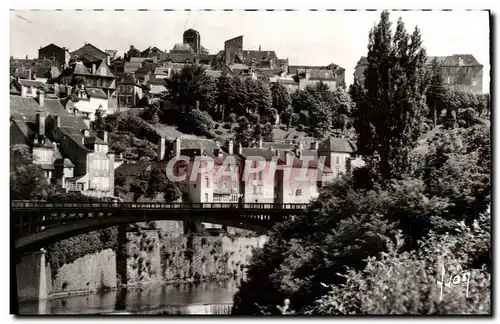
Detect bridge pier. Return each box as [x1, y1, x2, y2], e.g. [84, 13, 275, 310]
[16, 249, 50, 302]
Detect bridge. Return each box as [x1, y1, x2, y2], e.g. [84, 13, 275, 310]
[11, 201, 311, 253]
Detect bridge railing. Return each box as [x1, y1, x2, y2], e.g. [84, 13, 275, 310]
[11, 201, 309, 210]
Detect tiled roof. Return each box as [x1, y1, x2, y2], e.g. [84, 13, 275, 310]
[205, 70, 222, 78]
[154, 67, 169, 76]
[261, 142, 295, 150]
[71, 43, 108, 62]
[318, 137, 356, 153]
[148, 78, 166, 86]
[59, 127, 93, 152]
[124, 62, 141, 73]
[86, 87, 108, 99]
[239, 148, 276, 161]
[10, 96, 44, 122]
[166, 52, 197, 63]
[73, 62, 91, 75]
[240, 50, 278, 63]
[308, 69, 336, 81]
[277, 150, 333, 171]
[19, 80, 45, 88]
[171, 43, 194, 52]
[427, 54, 482, 67]
[84, 135, 107, 145]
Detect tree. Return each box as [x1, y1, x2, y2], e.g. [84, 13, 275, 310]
[271, 82, 291, 114]
[309, 99, 332, 137]
[140, 103, 160, 124]
[262, 122, 274, 142]
[146, 166, 167, 197]
[233, 116, 252, 147]
[426, 58, 448, 127]
[164, 182, 181, 203]
[352, 11, 428, 182]
[182, 108, 214, 136]
[166, 64, 217, 112]
[280, 105, 295, 130]
[130, 169, 150, 202]
[307, 218, 491, 315]
[11, 163, 58, 200]
[216, 73, 234, 120]
[94, 106, 106, 132]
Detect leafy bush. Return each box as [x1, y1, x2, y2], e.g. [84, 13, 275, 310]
[181, 109, 214, 136]
[307, 211, 491, 315]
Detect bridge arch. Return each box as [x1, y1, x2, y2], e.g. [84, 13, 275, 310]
[12, 202, 310, 253]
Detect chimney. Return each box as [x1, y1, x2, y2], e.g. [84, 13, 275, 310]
[285, 151, 294, 166]
[295, 142, 303, 158]
[38, 90, 45, 107]
[92, 63, 96, 75]
[25, 54, 28, 60]
[228, 140, 234, 155]
[106, 56, 111, 66]
[310, 141, 318, 150]
[103, 131, 108, 143]
[157, 137, 166, 161]
[130, 45, 135, 50]
[36, 113, 45, 136]
[258, 138, 263, 149]
[54, 115, 60, 128]
[173, 137, 181, 158]
[28, 68, 32, 81]
[54, 82, 59, 97]
[52, 142, 58, 151]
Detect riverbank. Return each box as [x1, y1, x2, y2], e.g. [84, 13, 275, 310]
[18, 280, 239, 315]
[16, 222, 267, 308]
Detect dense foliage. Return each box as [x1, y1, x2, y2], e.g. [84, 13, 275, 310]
[166, 64, 217, 112]
[352, 11, 428, 181]
[232, 11, 491, 316]
[291, 83, 354, 137]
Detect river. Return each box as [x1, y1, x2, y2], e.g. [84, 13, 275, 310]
[18, 280, 240, 315]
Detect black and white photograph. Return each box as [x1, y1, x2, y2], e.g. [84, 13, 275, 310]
[8, 7, 492, 316]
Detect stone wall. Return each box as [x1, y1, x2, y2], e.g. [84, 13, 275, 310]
[126, 230, 267, 286]
[50, 249, 117, 295]
[17, 230, 267, 299]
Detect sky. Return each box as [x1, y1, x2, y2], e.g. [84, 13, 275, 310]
[9, 10, 491, 89]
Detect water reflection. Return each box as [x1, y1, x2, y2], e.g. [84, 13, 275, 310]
[19, 280, 240, 315]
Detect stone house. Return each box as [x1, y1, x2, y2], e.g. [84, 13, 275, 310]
[10, 90, 115, 198]
[354, 54, 484, 93]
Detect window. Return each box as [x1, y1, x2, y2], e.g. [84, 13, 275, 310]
[100, 67, 106, 76]
[472, 80, 477, 87]
[77, 183, 84, 191]
[253, 185, 258, 194]
[336, 156, 340, 164]
[447, 77, 452, 84]
[295, 189, 302, 196]
[223, 180, 228, 189]
[205, 177, 210, 188]
[126, 96, 132, 104]
[204, 193, 209, 202]
[26, 86, 32, 95]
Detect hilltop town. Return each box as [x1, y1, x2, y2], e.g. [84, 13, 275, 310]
[10, 10, 491, 316]
[9, 28, 487, 206]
